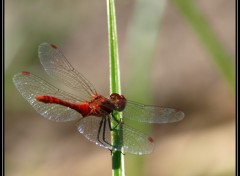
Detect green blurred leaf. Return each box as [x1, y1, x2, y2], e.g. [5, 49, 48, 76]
[172, 0, 235, 93]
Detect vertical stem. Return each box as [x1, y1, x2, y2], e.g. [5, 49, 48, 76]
[106, 0, 125, 176]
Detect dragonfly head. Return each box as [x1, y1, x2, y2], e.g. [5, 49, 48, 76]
[109, 93, 126, 112]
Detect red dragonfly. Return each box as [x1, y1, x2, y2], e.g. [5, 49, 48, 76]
[13, 43, 185, 155]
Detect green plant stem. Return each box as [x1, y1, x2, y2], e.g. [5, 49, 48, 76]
[106, 0, 125, 176]
[172, 0, 235, 93]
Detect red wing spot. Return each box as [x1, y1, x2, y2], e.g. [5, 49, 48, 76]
[50, 44, 58, 49]
[21, 71, 30, 75]
[175, 108, 183, 113]
[148, 136, 154, 143]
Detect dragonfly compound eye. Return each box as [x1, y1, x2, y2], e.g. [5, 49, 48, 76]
[110, 93, 126, 111]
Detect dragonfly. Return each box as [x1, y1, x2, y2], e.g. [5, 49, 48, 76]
[13, 43, 185, 155]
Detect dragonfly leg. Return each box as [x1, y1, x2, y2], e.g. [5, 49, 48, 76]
[111, 112, 121, 123]
[97, 119, 106, 147]
[108, 117, 120, 131]
[107, 118, 125, 155]
[110, 113, 123, 131]
[102, 118, 112, 147]
[110, 149, 125, 156]
[98, 118, 122, 153]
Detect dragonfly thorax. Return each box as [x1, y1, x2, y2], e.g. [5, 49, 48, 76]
[88, 95, 114, 117]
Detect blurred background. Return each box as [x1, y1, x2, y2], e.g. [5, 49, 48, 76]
[5, 0, 235, 176]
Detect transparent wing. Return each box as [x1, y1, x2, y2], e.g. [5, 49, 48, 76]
[77, 116, 111, 150]
[38, 43, 97, 100]
[77, 116, 154, 154]
[13, 72, 82, 122]
[123, 100, 185, 123]
[121, 121, 154, 154]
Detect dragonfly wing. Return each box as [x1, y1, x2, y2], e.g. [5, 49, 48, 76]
[120, 122, 154, 154]
[76, 116, 154, 154]
[76, 116, 112, 150]
[13, 72, 82, 122]
[123, 100, 185, 123]
[38, 43, 97, 100]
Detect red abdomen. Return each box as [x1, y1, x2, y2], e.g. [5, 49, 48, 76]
[35, 96, 91, 117]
